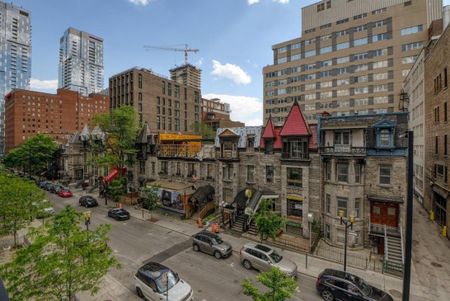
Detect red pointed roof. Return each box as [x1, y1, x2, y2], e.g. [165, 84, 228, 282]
[279, 102, 310, 136]
[261, 117, 275, 139]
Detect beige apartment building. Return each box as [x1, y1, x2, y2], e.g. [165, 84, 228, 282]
[263, 0, 442, 126]
[109, 67, 201, 133]
[170, 64, 201, 91]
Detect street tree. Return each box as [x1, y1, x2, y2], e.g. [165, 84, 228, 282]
[140, 186, 159, 220]
[0, 174, 46, 246]
[254, 199, 286, 241]
[106, 178, 126, 203]
[0, 206, 120, 301]
[3, 134, 58, 177]
[242, 267, 298, 301]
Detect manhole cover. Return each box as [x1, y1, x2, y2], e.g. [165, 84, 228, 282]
[389, 289, 402, 298]
[431, 262, 442, 268]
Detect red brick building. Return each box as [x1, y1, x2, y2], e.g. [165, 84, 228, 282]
[201, 98, 244, 131]
[4, 88, 108, 153]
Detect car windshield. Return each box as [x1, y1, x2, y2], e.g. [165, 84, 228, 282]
[269, 251, 283, 263]
[211, 237, 223, 245]
[155, 270, 180, 293]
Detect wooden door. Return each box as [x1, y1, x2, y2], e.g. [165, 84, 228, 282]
[370, 202, 398, 228]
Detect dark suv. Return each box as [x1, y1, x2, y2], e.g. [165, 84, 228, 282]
[316, 269, 394, 301]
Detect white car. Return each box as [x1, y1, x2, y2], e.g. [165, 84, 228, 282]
[135, 262, 193, 301]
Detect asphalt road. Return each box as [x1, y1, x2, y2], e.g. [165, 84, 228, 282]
[48, 191, 322, 301]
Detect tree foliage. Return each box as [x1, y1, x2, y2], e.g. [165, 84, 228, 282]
[140, 186, 159, 213]
[3, 134, 58, 177]
[0, 206, 120, 301]
[0, 173, 46, 246]
[254, 199, 286, 241]
[106, 178, 126, 203]
[91, 106, 138, 168]
[242, 267, 298, 301]
[191, 121, 215, 139]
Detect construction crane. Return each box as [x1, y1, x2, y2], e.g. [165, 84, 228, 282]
[143, 44, 199, 65]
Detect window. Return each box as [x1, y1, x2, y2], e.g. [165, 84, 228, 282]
[287, 199, 303, 218]
[337, 78, 349, 86]
[325, 194, 331, 213]
[373, 33, 389, 42]
[336, 163, 349, 182]
[354, 38, 368, 46]
[138, 74, 142, 89]
[445, 135, 448, 156]
[337, 42, 350, 50]
[373, 72, 388, 81]
[325, 224, 331, 239]
[379, 165, 392, 185]
[334, 131, 350, 145]
[223, 164, 233, 181]
[354, 198, 361, 218]
[266, 165, 274, 183]
[325, 161, 331, 180]
[435, 136, 439, 154]
[305, 50, 316, 58]
[402, 42, 423, 52]
[401, 56, 417, 64]
[379, 129, 391, 146]
[445, 102, 448, 122]
[400, 25, 423, 36]
[320, 46, 332, 54]
[355, 164, 362, 183]
[337, 197, 348, 217]
[247, 165, 255, 183]
[287, 167, 302, 188]
[337, 56, 349, 64]
[373, 60, 388, 69]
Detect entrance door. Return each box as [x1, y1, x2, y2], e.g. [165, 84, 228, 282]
[434, 193, 447, 227]
[370, 201, 399, 228]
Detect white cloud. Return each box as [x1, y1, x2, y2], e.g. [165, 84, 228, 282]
[203, 93, 262, 126]
[30, 78, 58, 92]
[211, 60, 251, 85]
[248, 0, 260, 4]
[128, 0, 151, 6]
[273, 0, 289, 3]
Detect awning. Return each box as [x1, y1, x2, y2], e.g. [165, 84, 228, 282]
[190, 185, 215, 207]
[368, 195, 404, 204]
[287, 194, 303, 202]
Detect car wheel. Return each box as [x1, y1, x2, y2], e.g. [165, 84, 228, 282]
[243, 259, 252, 270]
[214, 251, 222, 259]
[136, 287, 144, 298]
[321, 289, 334, 301]
[193, 244, 200, 252]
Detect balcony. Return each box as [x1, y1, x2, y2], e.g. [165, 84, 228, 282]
[320, 145, 366, 156]
[158, 144, 201, 159]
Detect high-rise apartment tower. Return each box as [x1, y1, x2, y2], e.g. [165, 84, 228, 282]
[263, 0, 442, 126]
[58, 27, 104, 96]
[0, 1, 31, 154]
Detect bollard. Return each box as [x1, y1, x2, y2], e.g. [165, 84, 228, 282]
[306, 253, 308, 269]
[443, 226, 447, 237]
[430, 210, 435, 221]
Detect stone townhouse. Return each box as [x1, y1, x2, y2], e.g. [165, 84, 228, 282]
[215, 102, 320, 238]
[318, 112, 408, 272]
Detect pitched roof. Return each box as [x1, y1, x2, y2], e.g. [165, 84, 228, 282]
[261, 117, 275, 139]
[279, 102, 310, 137]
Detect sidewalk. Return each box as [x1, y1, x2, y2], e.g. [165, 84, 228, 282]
[72, 188, 446, 301]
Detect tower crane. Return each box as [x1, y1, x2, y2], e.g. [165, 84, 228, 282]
[143, 44, 199, 65]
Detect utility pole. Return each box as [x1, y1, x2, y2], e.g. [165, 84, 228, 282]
[402, 131, 414, 301]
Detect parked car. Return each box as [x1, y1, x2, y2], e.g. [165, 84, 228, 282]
[43, 182, 54, 191]
[50, 184, 65, 193]
[35, 200, 55, 219]
[79, 196, 98, 208]
[108, 208, 130, 221]
[240, 242, 297, 278]
[135, 262, 193, 301]
[316, 269, 394, 301]
[192, 230, 232, 259]
[57, 189, 73, 198]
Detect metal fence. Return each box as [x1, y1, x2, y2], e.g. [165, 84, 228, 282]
[315, 245, 370, 270]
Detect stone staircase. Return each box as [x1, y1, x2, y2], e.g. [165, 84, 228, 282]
[384, 226, 404, 277]
[248, 221, 258, 236]
[231, 214, 247, 233]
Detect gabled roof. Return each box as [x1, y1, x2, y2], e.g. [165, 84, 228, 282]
[279, 102, 310, 137]
[215, 126, 262, 148]
[218, 128, 239, 137]
[261, 117, 275, 139]
[373, 120, 396, 129]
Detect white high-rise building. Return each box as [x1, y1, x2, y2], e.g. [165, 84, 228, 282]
[0, 1, 31, 155]
[58, 27, 103, 96]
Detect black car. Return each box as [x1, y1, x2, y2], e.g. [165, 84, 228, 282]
[43, 182, 55, 191]
[49, 184, 65, 193]
[79, 196, 98, 208]
[316, 269, 394, 301]
[107, 208, 130, 221]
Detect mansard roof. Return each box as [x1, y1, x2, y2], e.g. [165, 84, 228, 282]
[279, 101, 310, 137]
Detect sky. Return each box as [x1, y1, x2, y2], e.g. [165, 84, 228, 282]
[11, 0, 450, 126]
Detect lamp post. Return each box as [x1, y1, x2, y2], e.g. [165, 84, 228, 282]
[338, 209, 355, 272]
[307, 212, 314, 252]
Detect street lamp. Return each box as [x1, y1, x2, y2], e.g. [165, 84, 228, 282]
[307, 212, 314, 252]
[338, 209, 355, 272]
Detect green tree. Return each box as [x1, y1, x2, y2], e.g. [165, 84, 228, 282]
[191, 121, 215, 139]
[3, 134, 58, 177]
[106, 178, 126, 203]
[91, 106, 138, 168]
[0, 206, 120, 301]
[0, 174, 46, 246]
[242, 267, 298, 301]
[140, 186, 159, 219]
[254, 199, 286, 241]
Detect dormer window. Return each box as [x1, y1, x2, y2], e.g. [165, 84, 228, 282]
[247, 135, 255, 149]
[376, 128, 394, 148]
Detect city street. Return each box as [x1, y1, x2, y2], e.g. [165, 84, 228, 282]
[48, 191, 322, 301]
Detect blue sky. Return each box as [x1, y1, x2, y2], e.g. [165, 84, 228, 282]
[12, 0, 450, 125]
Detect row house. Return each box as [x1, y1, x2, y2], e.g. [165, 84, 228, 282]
[215, 102, 320, 238]
[319, 112, 408, 271]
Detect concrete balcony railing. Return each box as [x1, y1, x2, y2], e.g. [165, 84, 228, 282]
[320, 145, 366, 156]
